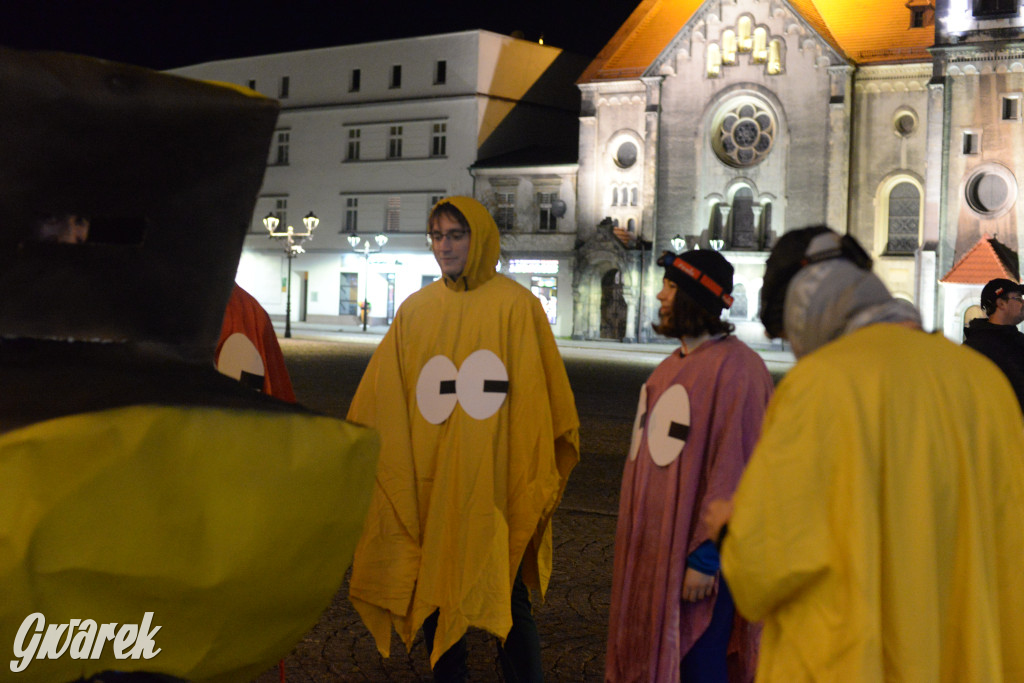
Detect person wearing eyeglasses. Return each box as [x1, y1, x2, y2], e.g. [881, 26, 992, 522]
[346, 196, 580, 682]
[963, 278, 1024, 412]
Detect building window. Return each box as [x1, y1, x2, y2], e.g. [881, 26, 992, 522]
[1002, 96, 1021, 120]
[435, 60, 447, 85]
[247, 79, 256, 90]
[965, 165, 1017, 217]
[339, 273, 360, 315]
[752, 29, 768, 62]
[345, 198, 358, 232]
[722, 30, 738, 65]
[495, 192, 515, 231]
[730, 188, 757, 249]
[767, 39, 783, 75]
[274, 130, 289, 165]
[347, 128, 361, 161]
[350, 69, 361, 92]
[279, 76, 290, 99]
[963, 131, 980, 155]
[614, 141, 638, 168]
[631, 187, 639, 206]
[431, 122, 447, 157]
[738, 16, 753, 51]
[729, 283, 749, 319]
[385, 196, 401, 232]
[886, 182, 920, 254]
[388, 126, 403, 159]
[531, 276, 558, 324]
[430, 195, 445, 210]
[712, 97, 776, 167]
[895, 110, 918, 136]
[973, 0, 1018, 18]
[390, 65, 402, 89]
[538, 192, 558, 232]
[707, 43, 722, 77]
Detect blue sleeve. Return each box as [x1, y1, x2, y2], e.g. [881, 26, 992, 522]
[686, 539, 720, 574]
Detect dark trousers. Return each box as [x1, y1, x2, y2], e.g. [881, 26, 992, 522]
[679, 579, 735, 683]
[422, 566, 543, 682]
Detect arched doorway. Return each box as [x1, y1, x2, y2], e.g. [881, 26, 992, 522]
[600, 269, 627, 340]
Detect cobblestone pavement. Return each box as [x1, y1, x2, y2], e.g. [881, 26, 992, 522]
[252, 330, 792, 682]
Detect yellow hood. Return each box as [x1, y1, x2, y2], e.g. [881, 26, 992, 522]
[434, 196, 501, 291]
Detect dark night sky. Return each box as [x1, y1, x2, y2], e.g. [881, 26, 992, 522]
[0, 0, 637, 70]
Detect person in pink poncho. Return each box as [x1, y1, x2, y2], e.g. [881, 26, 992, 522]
[606, 249, 771, 683]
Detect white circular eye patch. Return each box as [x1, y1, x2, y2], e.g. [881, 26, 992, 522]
[217, 333, 266, 391]
[416, 354, 459, 424]
[628, 384, 648, 462]
[646, 384, 691, 467]
[456, 349, 509, 420]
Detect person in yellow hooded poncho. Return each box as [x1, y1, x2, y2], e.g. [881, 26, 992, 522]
[347, 196, 580, 681]
[0, 48, 380, 683]
[706, 227, 1024, 683]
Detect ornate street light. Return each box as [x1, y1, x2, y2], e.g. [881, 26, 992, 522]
[670, 234, 686, 253]
[347, 232, 389, 332]
[264, 210, 319, 338]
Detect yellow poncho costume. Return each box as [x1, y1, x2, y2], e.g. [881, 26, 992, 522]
[723, 324, 1024, 682]
[347, 196, 580, 665]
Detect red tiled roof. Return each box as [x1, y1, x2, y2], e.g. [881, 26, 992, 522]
[579, 0, 934, 83]
[941, 236, 1020, 284]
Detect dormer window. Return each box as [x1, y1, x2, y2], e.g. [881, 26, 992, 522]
[906, 0, 935, 27]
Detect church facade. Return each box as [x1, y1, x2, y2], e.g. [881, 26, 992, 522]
[566, 0, 1024, 342]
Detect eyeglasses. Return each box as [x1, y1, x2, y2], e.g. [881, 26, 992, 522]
[428, 229, 468, 243]
[1006, 295, 1024, 303]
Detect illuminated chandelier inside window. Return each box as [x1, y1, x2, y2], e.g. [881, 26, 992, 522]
[712, 98, 776, 167]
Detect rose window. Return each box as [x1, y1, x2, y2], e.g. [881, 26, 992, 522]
[713, 100, 776, 167]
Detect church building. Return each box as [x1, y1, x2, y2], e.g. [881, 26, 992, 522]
[567, 0, 1024, 342]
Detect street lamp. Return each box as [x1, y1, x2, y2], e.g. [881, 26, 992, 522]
[264, 210, 319, 338]
[670, 234, 686, 252]
[347, 232, 389, 331]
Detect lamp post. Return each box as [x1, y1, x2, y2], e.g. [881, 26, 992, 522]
[670, 234, 687, 253]
[347, 232, 389, 332]
[264, 210, 319, 338]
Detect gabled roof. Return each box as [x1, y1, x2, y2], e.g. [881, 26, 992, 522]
[579, 0, 934, 83]
[941, 235, 1021, 284]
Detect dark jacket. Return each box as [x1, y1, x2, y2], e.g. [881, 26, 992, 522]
[963, 318, 1024, 413]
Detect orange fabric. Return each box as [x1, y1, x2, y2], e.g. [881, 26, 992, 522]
[216, 284, 296, 402]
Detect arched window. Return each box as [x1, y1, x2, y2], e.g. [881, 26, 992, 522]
[730, 188, 756, 249]
[738, 17, 753, 52]
[767, 40, 783, 75]
[753, 28, 768, 62]
[611, 187, 618, 206]
[730, 283, 749, 319]
[631, 187, 639, 206]
[886, 181, 920, 254]
[722, 30, 737, 65]
[707, 44, 722, 77]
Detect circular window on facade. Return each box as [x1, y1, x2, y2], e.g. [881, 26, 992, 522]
[964, 164, 1017, 218]
[894, 110, 917, 137]
[615, 141, 638, 169]
[712, 97, 776, 167]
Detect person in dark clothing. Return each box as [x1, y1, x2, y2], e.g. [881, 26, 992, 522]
[963, 277, 1024, 412]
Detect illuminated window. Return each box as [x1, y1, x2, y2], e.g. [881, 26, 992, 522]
[339, 273, 360, 316]
[431, 122, 447, 157]
[753, 28, 768, 63]
[767, 40, 783, 75]
[350, 69, 361, 93]
[347, 128, 361, 161]
[390, 65, 402, 89]
[388, 126, 403, 159]
[738, 17, 753, 52]
[973, 0, 1018, 18]
[435, 60, 447, 85]
[345, 198, 358, 232]
[722, 30, 737, 65]
[707, 43, 722, 77]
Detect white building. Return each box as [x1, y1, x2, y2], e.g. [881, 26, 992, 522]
[170, 30, 586, 335]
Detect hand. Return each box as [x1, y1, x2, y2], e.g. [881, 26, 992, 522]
[704, 499, 733, 545]
[682, 567, 717, 602]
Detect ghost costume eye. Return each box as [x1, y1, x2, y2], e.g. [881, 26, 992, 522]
[455, 349, 509, 420]
[217, 333, 266, 392]
[646, 384, 691, 466]
[416, 354, 459, 424]
[629, 384, 648, 462]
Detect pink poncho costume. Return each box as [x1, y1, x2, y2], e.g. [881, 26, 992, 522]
[606, 334, 771, 683]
